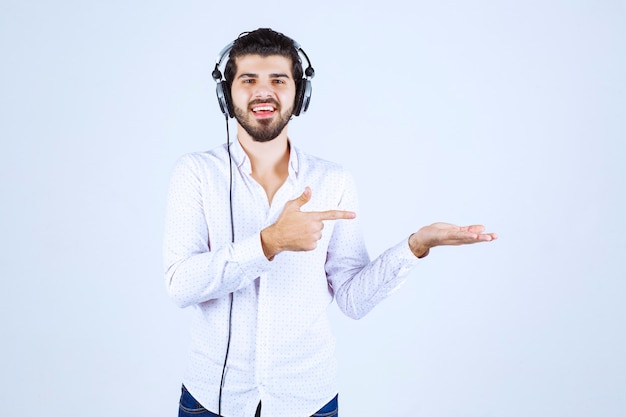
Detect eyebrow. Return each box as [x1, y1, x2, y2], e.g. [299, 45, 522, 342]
[237, 73, 291, 79]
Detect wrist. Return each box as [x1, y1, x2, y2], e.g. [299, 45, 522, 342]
[409, 233, 430, 258]
[260, 226, 279, 261]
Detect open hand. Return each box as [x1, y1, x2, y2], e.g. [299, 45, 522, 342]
[409, 222, 498, 258]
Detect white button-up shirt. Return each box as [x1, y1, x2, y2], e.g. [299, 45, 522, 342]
[163, 139, 419, 417]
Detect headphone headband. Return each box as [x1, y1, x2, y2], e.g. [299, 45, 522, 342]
[212, 39, 315, 118]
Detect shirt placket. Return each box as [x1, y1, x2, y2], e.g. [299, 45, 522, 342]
[254, 174, 296, 400]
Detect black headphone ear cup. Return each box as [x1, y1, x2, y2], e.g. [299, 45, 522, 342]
[223, 82, 234, 118]
[292, 79, 304, 116]
[216, 81, 234, 118]
[301, 79, 312, 114]
[293, 79, 312, 117]
[215, 81, 228, 117]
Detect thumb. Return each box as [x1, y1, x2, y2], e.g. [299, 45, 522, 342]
[291, 186, 312, 209]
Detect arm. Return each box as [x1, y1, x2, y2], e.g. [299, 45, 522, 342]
[325, 212, 418, 319]
[162, 154, 270, 308]
[325, 173, 497, 320]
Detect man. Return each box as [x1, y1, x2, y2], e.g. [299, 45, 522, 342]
[163, 28, 497, 417]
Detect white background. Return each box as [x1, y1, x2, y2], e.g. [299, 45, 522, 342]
[1, 1, 625, 416]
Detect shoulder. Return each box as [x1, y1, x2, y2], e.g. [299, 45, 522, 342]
[170, 145, 230, 177]
[295, 147, 350, 179]
[174, 144, 228, 167]
[293, 147, 358, 205]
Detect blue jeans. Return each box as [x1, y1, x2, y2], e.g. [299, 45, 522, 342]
[178, 385, 338, 417]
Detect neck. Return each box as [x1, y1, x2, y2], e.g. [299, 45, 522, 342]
[237, 127, 290, 174]
[237, 125, 290, 205]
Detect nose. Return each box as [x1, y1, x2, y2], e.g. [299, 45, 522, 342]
[252, 79, 275, 99]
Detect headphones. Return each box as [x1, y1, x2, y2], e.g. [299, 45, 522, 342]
[211, 39, 315, 118]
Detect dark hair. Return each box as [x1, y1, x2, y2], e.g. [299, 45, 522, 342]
[223, 28, 303, 87]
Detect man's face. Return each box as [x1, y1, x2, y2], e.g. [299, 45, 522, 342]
[230, 54, 297, 142]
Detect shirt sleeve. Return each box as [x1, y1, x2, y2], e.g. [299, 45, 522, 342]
[325, 171, 421, 319]
[162, 154, 271, 308]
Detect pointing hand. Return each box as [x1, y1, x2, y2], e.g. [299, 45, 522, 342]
[261, 187, 356, 260]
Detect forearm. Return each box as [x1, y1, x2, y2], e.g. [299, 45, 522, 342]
[164, 232, 270, 308]
[330, 238, 420, 320]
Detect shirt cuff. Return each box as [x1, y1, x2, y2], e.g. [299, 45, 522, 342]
[399, 237, 423, 261]
[389, 237, 422, 274]
[232, 232, 273, 279]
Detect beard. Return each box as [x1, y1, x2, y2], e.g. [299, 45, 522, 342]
[233, 99, 293, 142]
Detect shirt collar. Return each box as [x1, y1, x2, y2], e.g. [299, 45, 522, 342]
[228, 138, 249, 171]
[229, 138, 300, 177]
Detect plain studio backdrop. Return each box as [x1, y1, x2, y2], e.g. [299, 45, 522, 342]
[1, 1, 624, 416]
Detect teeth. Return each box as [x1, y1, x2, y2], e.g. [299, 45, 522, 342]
[253, 106, 274, 112]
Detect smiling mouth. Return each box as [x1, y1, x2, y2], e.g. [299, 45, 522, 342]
[252, 105, 275, 113]
[250, 102, 277, 120]
[249, 98, 279, 116]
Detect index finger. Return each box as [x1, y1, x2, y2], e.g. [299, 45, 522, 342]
[312, 210, 357, 221]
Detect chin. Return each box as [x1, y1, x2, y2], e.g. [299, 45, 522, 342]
[252, 135, 279, 143]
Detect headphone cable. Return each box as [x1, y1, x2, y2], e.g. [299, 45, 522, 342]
[218, 115, 235, 417]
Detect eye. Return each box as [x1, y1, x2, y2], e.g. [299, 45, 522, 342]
[242, 79, 255, 84]
[272, 79, 286, 85]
